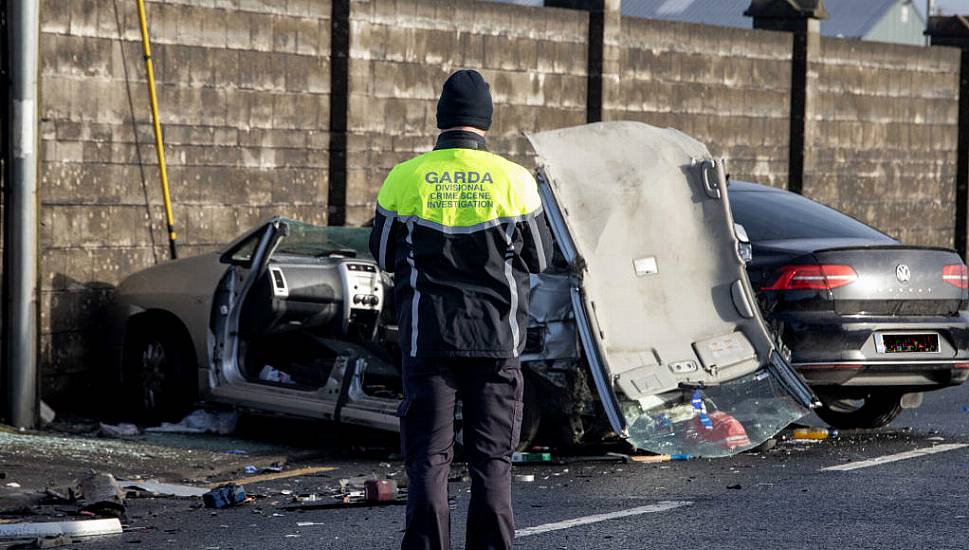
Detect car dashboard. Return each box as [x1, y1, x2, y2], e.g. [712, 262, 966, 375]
[242, 255, 384, 342]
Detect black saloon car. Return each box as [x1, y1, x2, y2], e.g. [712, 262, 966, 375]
[730, 181, 969, 429]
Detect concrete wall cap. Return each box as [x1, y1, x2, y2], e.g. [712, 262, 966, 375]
[744, 0, 828, 20]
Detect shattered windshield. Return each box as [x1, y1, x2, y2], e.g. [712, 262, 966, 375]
[624, 369, 807, 458]
[276, 219, 372, 259]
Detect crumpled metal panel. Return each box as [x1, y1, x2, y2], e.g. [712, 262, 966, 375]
[524, 273, 579, 362]
[528, 273, 573, 324]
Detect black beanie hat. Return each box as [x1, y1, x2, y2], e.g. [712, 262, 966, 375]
[436, 70, 493, 131]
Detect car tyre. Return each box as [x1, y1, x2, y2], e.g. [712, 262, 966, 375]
[122, 318, 197, 424]
[814, 392, 903, 430]
[516, 373, 542, 452]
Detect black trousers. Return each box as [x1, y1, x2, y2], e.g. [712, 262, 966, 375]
[399, 357, 524, 550]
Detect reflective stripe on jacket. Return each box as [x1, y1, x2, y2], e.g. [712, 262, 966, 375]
[369, 141, 553, 359]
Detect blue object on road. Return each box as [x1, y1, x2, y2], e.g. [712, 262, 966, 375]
[203, 484, 247, 509]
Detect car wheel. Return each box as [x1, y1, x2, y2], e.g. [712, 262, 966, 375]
[814, 392, 903, 430]
[122, 319, 197, 423]
[516, 374, 542, 452]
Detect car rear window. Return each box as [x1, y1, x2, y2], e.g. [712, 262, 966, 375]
[729, 190, 891, 242]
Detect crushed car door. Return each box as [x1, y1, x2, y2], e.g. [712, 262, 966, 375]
[211, 217, 288, 389]
[526, 122, 817, 457]
[210, 218, 400, 430]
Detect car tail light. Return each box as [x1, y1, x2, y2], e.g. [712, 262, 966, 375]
[762, 265, 858, 291]
[942, 264, 968, 289]
[954, 362, 969, 370]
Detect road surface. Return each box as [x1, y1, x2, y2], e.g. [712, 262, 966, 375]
[3, 383, 968, 550]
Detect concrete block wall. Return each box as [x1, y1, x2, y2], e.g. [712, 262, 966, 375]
[807, 38, 961, 247]
[343, 0, 588, 224]
[608, 18, 793, 188]
[37, 0, 332, 401]
[16, 0, 969, 406]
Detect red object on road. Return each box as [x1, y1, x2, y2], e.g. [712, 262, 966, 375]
[364, 480, 397, 503]
[693, 410, 751, 450]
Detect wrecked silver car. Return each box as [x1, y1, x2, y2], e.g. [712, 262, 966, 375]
[107, 121, 817, 457]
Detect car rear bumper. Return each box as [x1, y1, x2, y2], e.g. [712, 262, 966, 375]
[777, 310, 969, 390]
[793, 360, 969, 388]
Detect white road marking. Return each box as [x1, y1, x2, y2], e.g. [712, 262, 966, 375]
[515, 500, 692, 538]
[821, 443, 969, 472]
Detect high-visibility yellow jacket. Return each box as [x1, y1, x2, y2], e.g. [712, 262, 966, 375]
[369, 132, 553, 359]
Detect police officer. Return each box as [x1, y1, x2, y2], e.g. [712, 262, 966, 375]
[369, 69, 553, 550]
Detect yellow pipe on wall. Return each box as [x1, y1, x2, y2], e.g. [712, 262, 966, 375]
[135, 0, 178, 260]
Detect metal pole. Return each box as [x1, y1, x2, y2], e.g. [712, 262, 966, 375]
[926, 0, 934, 46]
[135, 0, 177, 260]
[2, 0, 40, 428]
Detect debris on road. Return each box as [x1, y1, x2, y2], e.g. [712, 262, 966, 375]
[98, 423, 140, 438]
[631, 455, 670, 463]
[791, 428, 837, 441]
[217, 465, 337, 487]
[751, 438, 777, 452]
[727, 484, 742, 490]
[363, 480, 397, 503]
[559, 452, 629, 465]
[244, 465, 283, 475]
[203, 484, 248, 509]
[281, 490, 405, 511]
[0, 429, 266, 484]
[511, 451, 552, 464]
[78, 473, 126, 518]
[0, 518, 122, 540]
[41, 488, 75, 505]
[281, 476, 404, 511]
[629, 454, 691, 463]
[338, 475, 373, 495]
[145, 409, 238, 435]
[123, 480, 207, 498]
[513, 474, 535, 482]
[282, 498, 404, 511]
[8, 534, 71, 549]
